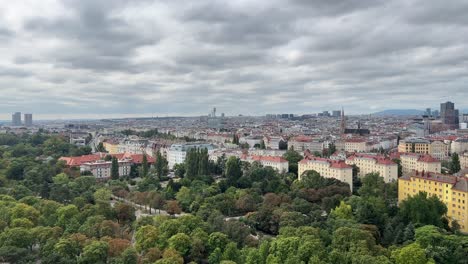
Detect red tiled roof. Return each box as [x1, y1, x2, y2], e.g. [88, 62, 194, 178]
[291, 136, 313, 142]
[417, 155, 440, 163]
[300, 156, 352, 169]
[60, 152, 155, 167]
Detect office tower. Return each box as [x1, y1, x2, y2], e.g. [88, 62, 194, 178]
[332, 110, 341, 117]
[24, 114, 33, 127]
[12, 112, 21, 126]
[425, 108, 431, 116]
[440, 101, 459, 129]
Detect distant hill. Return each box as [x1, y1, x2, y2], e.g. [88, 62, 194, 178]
[373, 109, 425, 116]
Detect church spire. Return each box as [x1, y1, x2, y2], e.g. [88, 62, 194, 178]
[340, 107, 346, 136]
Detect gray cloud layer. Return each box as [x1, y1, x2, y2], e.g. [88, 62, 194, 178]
[0, 0, 467, 118]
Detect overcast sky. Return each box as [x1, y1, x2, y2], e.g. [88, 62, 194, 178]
[0, 0, 467, 120]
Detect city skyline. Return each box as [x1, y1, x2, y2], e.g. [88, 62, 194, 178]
[0, 1, 467, 118]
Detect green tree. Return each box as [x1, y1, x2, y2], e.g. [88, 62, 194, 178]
[96, 142, 106, 152]
[327, 143, 336, 157]
[185, 148, 199, 180]
[168, 233, 192, 257]
[399, 192, 447, 228]
[111, 157, 119, 180]
[142, 154, 149, 178]
[450, 153, 461, 173]
[282, 149, 303, 175]
[78, 240, 109, 264]
[391, 243, 433, 264]
[260, 140, 266, 149]
[155, 151, 168, 178]
[225, 157, 242, 186]
[393, 158, 403, 177]
[198, 148, 209, 176]
[121, 247, 138, 264]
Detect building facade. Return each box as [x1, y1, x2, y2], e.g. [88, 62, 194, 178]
[81, 160, 132, 179]
[398, 171, 468, 233]
[400, 153, 441, 175]
[167, 143, 215, 169]
[461, 153, 468, 169]
[288, 136, 324, 153]
[298, 157, 353, 192]
[398, 138, 449, 160]
[345, 154, 398, 183]
[451, 138, 468, 154]
[241, 155, 289, 173]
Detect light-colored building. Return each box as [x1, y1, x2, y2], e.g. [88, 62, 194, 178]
[239, 136, 263, 148]
[288, 136, 323, 153]
[241, 155, 289, 173]
[298, 157, 353, 192]
[70, 137, 86, 146]
[461, 153, 468, 169]
[400, 153, 441, 175]
[398, 138, 449, 160]
[398, 171, 468, 233]
[81, 159, 132, 179]
[345, 154, 398, 183]
[103, 141, 119, 154]
[451, 138, 468, 154]
[167, 143, 215, 169]
[263, 136, 286, 150]
[344, 139, 370, 153]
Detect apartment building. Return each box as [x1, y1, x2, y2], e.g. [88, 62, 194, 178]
[398, 138, 449, 160]
[398, 171, 468, 232]
[167, 143, 215, 169]
[288, 136, 324, 153]
[241, 154, 289, 173]
[345, 154, 398, 183]
[400, 153, 441, 175]
[461, 153, 468, 169]
[298, 156, 353, 192]
[344, 138, 370, 153]
[81, 159, 132, 179]
[451, 138, 468, 154]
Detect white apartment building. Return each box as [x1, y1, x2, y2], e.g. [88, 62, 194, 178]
[80, 159, 132, 179]
[167, 143, 215, 169]
[451, 138, 468, 154]
[461, 153, 468, 169]
[400, 153, 441, 175]
[288, 136, 324, 153]
[241, 155, 289, 173]
[345, 154, 398, 183]
[298, 157, 353, 192]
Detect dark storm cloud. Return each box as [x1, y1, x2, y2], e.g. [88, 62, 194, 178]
[0, 0, 467, 118]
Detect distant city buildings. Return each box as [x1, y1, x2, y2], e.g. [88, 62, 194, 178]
[10, 112, 33, 127]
